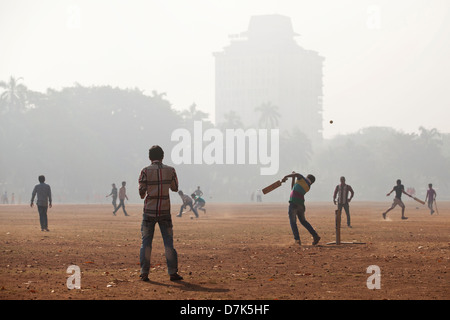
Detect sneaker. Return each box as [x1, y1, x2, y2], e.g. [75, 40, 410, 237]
[176, 214, 182, 217]
[170, 273, 183, 281]
[139, 273, 149, 282]
[294, 240, 301, 246]
[45, 228, 50, 232]
[382, 212, 386, 220]
[401, 216, 408, 220]
[431, 210, 434, 215]
[113, 212, 116, 216]
[312, 235, 321, 245]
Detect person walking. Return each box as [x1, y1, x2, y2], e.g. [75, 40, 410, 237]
[30, 175, 52, 231]
[138, 145, 183, 282]
[106, 183, 118, 212]
[333, 176, 355, 228]
[113, 181, 129, 216]
[424, 183, 437, 215]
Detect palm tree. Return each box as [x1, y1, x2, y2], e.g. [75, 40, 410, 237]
[254, 101, 281, 129]
[181, 103, 210, 122]
[417, 126, 442, 147]
[219, 110, 244, 129]
[0, 76, 28, 114]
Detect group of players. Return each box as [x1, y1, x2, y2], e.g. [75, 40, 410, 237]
[284, 172, 438, 248]
[176, 187, 206, 218]
[331, 176, 438, 226]
[105, 182, 207, 218]
[28, 145, 438, 282]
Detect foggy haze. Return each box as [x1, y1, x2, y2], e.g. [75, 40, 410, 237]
[1, 1, 450, 205]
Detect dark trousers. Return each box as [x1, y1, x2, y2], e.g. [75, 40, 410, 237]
[179, 203, 199, 217]
[337, 203, 351, 226]
[140, 216, 178, 275]
[288, 203, 318, 241]
[37, 205, 48, 230]
[112, 197, 117, 211]
[114, 199, 128, 215]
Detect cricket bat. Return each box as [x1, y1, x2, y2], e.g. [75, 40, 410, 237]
[411, 196, 425, 205]
[434, 199, 439, 214]
[262, 180, 282, 194]
[262, 172, 297, 195]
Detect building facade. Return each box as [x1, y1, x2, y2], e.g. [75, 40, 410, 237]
[214, 14, 324, 144]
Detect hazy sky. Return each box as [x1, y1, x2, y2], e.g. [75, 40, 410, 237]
[1, 0, 449, 139]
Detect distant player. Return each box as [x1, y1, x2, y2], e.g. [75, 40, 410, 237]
[193, 186, 203, 198]
[282, 172, 320, 246]
[333, 176, 354, 228]
[177, 190, 199, 218]
[192, 193, 206, 214]
[382, 179, 412, 220]
[113, 181, 129, 216]
[424, 183, 437, 215]
[256, 189, 262, 202]
[30, 175, 52, 232]
[106, 183, 118, 212]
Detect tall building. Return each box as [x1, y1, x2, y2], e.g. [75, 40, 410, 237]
[214, 14, 324, 144]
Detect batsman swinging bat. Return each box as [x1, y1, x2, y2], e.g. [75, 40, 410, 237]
[262, 180, 282, 194]
[262, 172, 296, 195]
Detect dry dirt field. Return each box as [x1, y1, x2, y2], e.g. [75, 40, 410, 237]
[0, 201, 448, 301]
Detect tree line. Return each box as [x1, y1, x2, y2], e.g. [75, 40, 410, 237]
[1, 77, 449, 204]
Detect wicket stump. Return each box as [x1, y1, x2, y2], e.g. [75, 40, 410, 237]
[327, 208, 365, 245]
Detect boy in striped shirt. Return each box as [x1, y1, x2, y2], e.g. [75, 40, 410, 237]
[333, 176, 354, 227]
[282, 172, 320, 246]
[138, 145, 183, 282]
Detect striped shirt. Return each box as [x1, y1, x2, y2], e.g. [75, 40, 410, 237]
[333, 184, 354, 204]
[289, 175, 312, 206]
[138, 161, 178, 219]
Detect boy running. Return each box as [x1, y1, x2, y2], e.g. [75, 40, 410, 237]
[192, 193, 206, 214]
[382, 179, 412, 220]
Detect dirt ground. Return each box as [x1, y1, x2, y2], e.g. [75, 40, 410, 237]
[0, 201, 448, 301]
